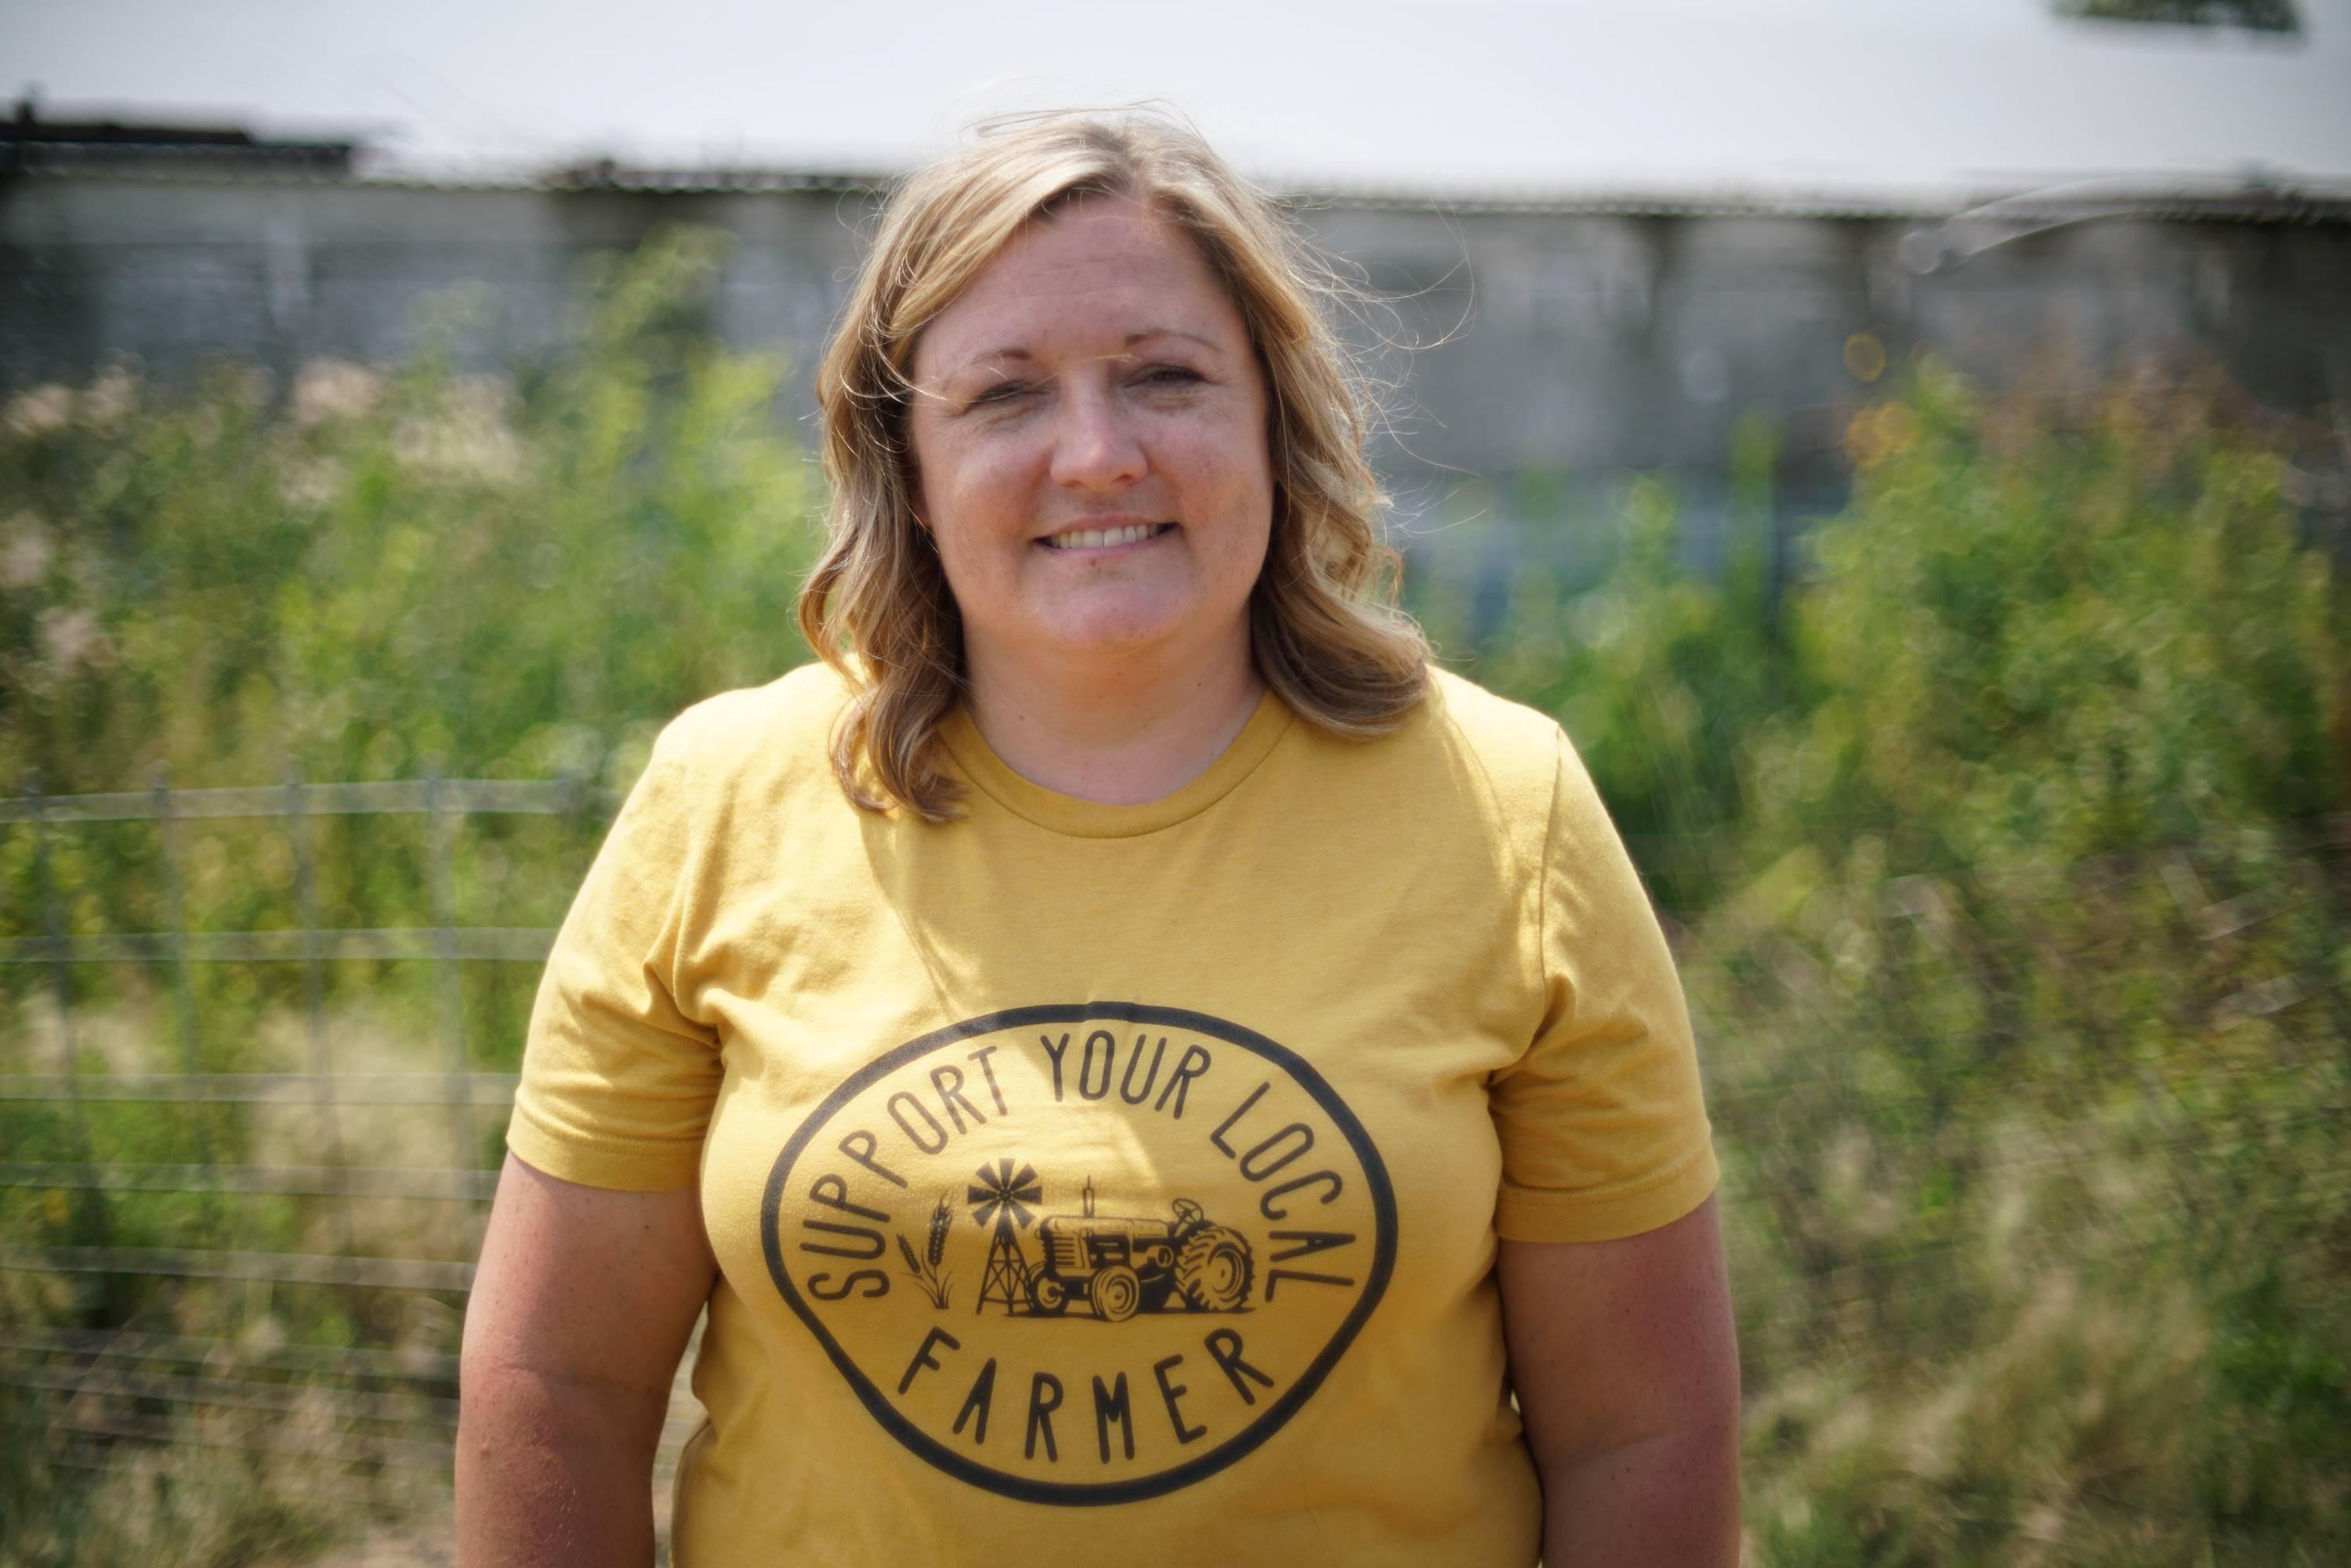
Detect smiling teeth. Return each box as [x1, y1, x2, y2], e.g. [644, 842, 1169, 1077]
[1042, 523, 1165, 550]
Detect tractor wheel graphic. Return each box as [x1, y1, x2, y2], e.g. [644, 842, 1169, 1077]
[1175, 1225, 1255, 1311]
[1028, 1273, 1069, 1315]
[1092, 1265, 1143, 1324]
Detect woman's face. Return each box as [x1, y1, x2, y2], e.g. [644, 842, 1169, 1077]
[905, 194, 1273, 686]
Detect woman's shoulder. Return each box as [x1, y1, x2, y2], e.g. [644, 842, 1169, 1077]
[1407, 666, 1570, 803]
[1421, 666, 1565, 757]
[642, 660, 853, 794]
[1282, 666, 1567, 851]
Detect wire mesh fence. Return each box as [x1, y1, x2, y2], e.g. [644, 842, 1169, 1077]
[4, 772, 2346, 1556]
[0, 769, 723, 1532]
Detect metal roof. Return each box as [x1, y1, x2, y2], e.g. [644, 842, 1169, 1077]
[7, 150, 2349, 226]
[1291, 170, 2351, 225]
[1, 98, 357, 175]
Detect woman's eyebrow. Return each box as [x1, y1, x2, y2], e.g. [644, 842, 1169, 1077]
[931, 348, 1031, 389]
[947, 327, 1221, 378]
[1121, 327, 1219, 351]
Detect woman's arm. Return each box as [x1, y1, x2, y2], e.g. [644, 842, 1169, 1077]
[1497, 1193, 1742, 1568]
[458, 1152, 718, 1568]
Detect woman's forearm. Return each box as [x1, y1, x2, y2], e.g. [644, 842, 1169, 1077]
[456, 1360, 670, 1568]
[1538, 1419, 1742, 1568]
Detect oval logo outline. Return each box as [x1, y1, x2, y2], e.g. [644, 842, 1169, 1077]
[759, 1001, 1400, 1505]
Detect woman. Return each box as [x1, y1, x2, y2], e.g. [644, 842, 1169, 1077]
[458, 110, 1739, 1567]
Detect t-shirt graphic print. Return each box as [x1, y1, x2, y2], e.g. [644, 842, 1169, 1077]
[764, 1002, 1396, 1503]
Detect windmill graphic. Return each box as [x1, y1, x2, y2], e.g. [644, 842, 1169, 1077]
[969, 1158, 1041, 1315]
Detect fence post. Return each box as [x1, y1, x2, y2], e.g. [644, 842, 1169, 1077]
[27, 770, 118, 1316]
[151, 764, 223, 1241]
[423, 768, 475, 1179]
[284, 759, 354, 1252]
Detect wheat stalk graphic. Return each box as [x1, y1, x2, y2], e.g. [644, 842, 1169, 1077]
[926, 1192, 951, 1268]
[896, 1192, 955, 1309]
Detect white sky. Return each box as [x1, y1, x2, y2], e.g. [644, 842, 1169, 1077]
[5, 0, 2349, 189]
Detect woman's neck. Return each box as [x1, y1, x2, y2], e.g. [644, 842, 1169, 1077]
[962, 634, 1266, 807]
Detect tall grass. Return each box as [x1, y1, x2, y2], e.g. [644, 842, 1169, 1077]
[2, 227, 810, 1566]
[1415, 357, 2349, 1564]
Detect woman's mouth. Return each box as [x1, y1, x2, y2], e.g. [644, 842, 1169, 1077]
[1038, 521, 1176, 551]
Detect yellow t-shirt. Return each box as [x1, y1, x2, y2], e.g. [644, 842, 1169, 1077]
[509, 661, 1716, 1567]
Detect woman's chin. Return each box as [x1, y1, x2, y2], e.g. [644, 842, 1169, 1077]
[982, 596, 1249, 676]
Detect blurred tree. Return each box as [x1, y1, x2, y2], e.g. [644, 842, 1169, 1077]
[2052, 0, 2302, 34]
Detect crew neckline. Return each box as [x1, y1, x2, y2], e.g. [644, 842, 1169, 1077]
[940, 687, 1295, 838]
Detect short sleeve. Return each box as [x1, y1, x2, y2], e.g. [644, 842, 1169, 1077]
[506, 714, 724, 1192]
[1489, 730, 1718, 1243]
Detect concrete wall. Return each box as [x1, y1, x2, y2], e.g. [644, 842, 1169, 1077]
[5, 170, 2346, 567]
[0, 177, 867, 395]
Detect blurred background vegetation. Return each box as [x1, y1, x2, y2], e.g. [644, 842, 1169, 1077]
[2, 228, 2346, 1566]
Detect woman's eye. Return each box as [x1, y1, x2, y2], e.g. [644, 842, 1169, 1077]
[968, 382, 1031, 407]
[1140, 365, 1203, 388]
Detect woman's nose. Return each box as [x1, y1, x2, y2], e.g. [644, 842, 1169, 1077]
[1046, 382, 1147, 492]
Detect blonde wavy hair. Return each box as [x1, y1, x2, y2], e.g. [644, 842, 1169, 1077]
[798, 108, 1429, 820]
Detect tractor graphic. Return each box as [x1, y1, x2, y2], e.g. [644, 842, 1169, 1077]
[968, 1165, 1255, 1321]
